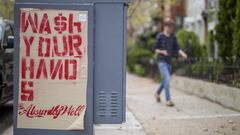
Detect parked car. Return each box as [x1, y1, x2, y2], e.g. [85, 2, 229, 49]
[0, 18, 14, 105]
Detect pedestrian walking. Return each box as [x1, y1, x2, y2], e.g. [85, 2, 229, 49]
[154, 18, 188, 107]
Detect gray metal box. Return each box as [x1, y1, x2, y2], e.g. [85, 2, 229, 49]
[93, 2, 128, 124]
[14, 0, 129, 134]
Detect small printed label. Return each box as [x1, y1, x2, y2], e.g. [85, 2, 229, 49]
[79, 14, 87, 22]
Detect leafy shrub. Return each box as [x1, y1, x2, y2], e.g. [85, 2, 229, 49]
[178, 58, 224, 82]
[127, 25, 157, 77]
[133, 64, 145, 76]
[127, 47, 153, 72]
[233, 1, 240, 58]
[215, 0, 236, 59]
[176, 29, 204, 58]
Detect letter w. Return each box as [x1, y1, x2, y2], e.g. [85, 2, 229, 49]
[21, 11, 38, 33]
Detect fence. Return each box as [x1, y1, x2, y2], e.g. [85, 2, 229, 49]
[171, 57, 240, 88]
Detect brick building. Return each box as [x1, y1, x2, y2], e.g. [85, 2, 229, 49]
[162, 0, 186, 31]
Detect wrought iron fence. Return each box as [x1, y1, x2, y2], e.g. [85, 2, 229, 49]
[171, 57, 240, 88]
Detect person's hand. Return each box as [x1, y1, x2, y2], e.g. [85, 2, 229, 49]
[161, 50, 169, 56]
[179, 50, 188, 60]
[182, 53, 188, 60]
[156, 49, 168, 56]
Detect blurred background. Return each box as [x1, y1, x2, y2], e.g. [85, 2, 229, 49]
[125, 0, 240, 134]
[127, 0, 240, 88]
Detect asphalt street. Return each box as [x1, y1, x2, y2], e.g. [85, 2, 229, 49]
[0, 101, 13, 135]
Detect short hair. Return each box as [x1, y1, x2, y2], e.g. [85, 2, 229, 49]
[164, 18, 175, 26]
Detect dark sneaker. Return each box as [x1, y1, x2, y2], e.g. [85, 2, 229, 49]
[154, 94, 161, 103]
[166, 100, 174, 107]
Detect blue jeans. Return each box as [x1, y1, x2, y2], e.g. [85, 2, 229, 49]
[156, 62, 171, 101]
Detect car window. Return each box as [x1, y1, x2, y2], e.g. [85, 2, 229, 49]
[3, 24, 13, 46]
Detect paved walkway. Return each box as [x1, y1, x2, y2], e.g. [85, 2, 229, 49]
[95, 109, 146, 135]
[2, 108, 146, 135]
[2, 73, 240, 135]
[127, 73, 240, 135]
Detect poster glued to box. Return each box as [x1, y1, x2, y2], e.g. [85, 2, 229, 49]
[14, 1, 130, 135]
[18, 8, 88, 130]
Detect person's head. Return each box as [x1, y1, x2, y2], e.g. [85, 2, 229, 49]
[156, 19, 163, 32]
[163, 18, 175, 34]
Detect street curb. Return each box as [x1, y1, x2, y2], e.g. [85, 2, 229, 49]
[171, 75, 240, 112]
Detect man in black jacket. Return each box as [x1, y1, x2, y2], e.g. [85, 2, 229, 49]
[154, 18, 187, 107]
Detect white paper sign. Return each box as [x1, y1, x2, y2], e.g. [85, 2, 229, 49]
[17, 8, 88, 130]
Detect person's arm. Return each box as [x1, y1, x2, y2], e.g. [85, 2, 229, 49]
[155, 49, 168, 56]
[179, 49, 188, 59]
[173, 36, 188, 59]
[154, 34, 168, 56]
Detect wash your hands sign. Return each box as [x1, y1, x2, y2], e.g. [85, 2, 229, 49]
[17, 8, 88, 130]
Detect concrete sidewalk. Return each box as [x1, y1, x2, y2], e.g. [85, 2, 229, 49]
[3, 73, 240, 135]
[2, 109, 146, 135]
[127, 73, 240, 135]
[95, 109, 146, 135]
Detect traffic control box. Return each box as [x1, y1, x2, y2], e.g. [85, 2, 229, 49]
[13, 0, 130, 135]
